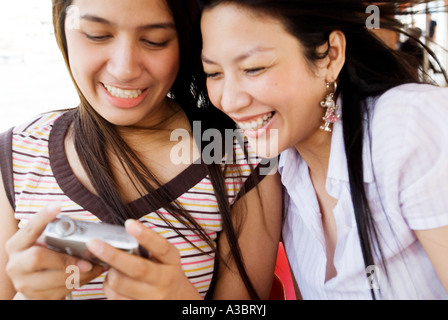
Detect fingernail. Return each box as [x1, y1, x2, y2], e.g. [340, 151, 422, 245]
[125, 219, 142, 236]
[77, 260, 93, 272]
[87, 239, 104, 255]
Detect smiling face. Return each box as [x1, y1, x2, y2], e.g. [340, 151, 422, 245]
[201, 3, 331, 158]
[65, 0, 180, 127]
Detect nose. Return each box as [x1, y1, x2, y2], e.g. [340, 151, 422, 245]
[107, 38, 143, 83]
[219, 76, 251, 114]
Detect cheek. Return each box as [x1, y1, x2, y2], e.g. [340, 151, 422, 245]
[279, 71, 325, 114]
[148, 48, 181, 89]
[205, 81, 222, 109]
[66, 33, 103, 87]
[248, 78, 283, 106]
[160, 47, 180, 74]
[69, 56, 104, 104]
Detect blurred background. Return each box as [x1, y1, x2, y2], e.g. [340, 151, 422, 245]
[395, 1, 448, 85]
[0, 0, 79, 132]
[0, 0, 447, 132]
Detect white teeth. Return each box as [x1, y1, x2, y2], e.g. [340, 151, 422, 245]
[237, 112, 273, 131]
[104, 84, 143, 99]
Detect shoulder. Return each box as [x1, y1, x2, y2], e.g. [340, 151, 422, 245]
[366, 83, 448, 182]
[369, 84, 448, 138]
[373, 83, 448, 113]
[9, 111, 70, 162]
[12, 111, 67, 137]
[367, 84, 448, 228]
[1, 110, 68, 160]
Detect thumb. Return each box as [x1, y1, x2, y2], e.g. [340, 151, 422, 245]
[125, 219, 179, 265]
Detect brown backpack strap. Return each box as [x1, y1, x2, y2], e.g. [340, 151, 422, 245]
[0, 128, 15, 209]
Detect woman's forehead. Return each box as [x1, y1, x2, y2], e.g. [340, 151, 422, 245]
[70, 0, 175, 26]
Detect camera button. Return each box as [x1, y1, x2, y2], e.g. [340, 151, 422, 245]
[55, 218, 76, 237]
[78, 226, 87, 234]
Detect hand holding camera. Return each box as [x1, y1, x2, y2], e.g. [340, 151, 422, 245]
[85, 219, 203, 300]
[45, 215, 200, 299]
[5, 203, 105, 300]
[44, 216, 148, 266]
[7, 204, 202, 300]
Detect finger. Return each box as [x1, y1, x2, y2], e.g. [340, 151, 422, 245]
[103, 270, 135, 300]
[125, 219, 179, 265]
[14, 269, 75, 293]
[13, 266, 105, 300]
[13, 271, 70, 300]
[6, 202, 62, 253]
[104, 267, 173, 300]
[103, 286, 132, 300]
[86, 239, 150, 279]
[6, 246, 102, 293]
[18, 246, 94, 273]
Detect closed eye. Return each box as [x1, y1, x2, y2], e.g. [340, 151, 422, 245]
[84, 33, 111, 42]
[244, 67, 266, 76]
[204, 72, 222, 80]
[142, 39, 169, 48]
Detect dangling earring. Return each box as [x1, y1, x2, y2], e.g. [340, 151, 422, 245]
[320, 82, 340, 132]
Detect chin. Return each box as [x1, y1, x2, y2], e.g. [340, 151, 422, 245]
[94, 108, 143, 127]
[246, 134, 281, 159]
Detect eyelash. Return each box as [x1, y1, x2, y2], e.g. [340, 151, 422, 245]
[142, 39, 169, 48]
[244, 67, 266, 75]
[84, 33, 168, 48]
[205, 72, 221, 79]
[84, 33, 110, 41]
[204, 67, 266, 80]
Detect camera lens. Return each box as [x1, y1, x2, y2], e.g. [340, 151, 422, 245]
[55, 218, 76, 237]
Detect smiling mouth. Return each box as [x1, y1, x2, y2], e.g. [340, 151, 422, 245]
[236, 112, 274, 131]
[103, 84, 144, 99]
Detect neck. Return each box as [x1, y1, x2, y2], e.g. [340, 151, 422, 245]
[295, 129, 332, 181]
[117, 100, 189, 148]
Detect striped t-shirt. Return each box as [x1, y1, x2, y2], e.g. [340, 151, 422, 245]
[0, 110, 263, 300]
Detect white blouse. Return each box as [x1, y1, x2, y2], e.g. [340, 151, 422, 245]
[280, 83, 448, 299]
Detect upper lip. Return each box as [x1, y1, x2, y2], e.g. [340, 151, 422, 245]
[231, 112, 273, 123]
[102, 82, 147, 91]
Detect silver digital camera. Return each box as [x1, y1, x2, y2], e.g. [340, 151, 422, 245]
[44, 216, 146, 265]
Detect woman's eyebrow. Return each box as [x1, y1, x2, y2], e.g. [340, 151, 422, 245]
[80, 14, 175, 30]
[80, 14, 112, 25]
[202, 46, 275, 64]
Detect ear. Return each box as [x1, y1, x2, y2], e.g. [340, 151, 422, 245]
[323, 30, 346, 82]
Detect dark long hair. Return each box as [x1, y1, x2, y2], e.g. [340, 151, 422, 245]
[196, 0, 447, 299]
[52, 0, 261, 299]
